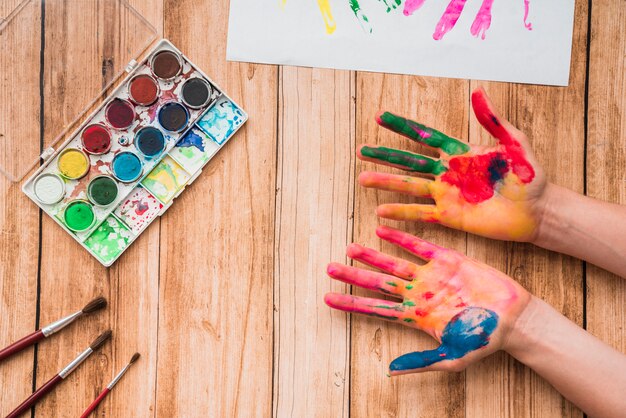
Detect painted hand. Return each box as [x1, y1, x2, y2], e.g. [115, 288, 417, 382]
[325, 226, 530, 375]
[358, 88, 547, 242]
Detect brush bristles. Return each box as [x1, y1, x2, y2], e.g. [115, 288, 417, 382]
[82, 297, 107, 314]
[129, 352, 140, 364]
[90, 330, 112, 351]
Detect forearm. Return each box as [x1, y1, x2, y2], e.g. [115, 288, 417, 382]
[534, 183, 626, 278]
[506, 296, 626, 418]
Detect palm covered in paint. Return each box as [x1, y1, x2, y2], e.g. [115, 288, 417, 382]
[358, 88, 547, 242]
[325, 226, 530, 374]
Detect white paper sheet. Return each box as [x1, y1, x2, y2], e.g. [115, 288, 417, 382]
[226, 0, 576, 86]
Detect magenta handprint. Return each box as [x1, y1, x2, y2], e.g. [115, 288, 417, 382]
[404, 0, 532, 40]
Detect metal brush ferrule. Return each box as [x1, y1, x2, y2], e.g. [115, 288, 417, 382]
[107, 363, 132, 389]
[59, 347, 93, 378]
[42, 311, 83, 337]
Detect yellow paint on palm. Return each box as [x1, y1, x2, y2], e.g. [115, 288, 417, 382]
[427, 174, 538, 241]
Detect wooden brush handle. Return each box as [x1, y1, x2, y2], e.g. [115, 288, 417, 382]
[6, 374, 63, 418]
[80, 388, 110, 418]
[0, 330, 45, 362]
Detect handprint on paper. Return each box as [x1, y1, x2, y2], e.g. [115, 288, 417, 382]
[403, 0, 533, 40]
[283, 0, 532, 39]
[325, 226, 530, 374]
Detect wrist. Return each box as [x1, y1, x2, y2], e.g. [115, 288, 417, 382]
[531, 183, 577, 248]
[503, 296, 554, 364]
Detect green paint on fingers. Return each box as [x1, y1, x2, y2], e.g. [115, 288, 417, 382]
[377, 112, 470, 156]
[405, 284, 414, 290]
[403, 301, 416, 307]
[403, 318, 415, 323]
[386, 281, 397, 287]
[361, 146, 447, 175]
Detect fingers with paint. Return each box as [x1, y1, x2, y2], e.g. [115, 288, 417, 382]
[358, 88, 546, 242]
[325, 226, 530, 374]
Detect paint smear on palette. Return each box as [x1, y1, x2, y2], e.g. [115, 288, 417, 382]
[170, 128, 220, 174]
[141, 156, 191, 204]
[197, 97, 246, 145]
[84, 215, 132, 264]
[114, 186, 164, 234]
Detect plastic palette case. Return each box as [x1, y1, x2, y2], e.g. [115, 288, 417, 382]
[0, 0, 247, 266]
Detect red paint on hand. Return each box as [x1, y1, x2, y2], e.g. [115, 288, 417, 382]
[471, 90, 535, 184]
[442, 152, 509, 203]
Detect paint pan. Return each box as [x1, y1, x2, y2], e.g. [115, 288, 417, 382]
[135, 126, 166, 158]
[33, 173, 65, 205]
[141, 156, 191, 204]
[128, 74, 160, 106]
[81, 124, 112, 155]
[150, 50, 182, 80]
[170, 128, 220, 174]
[114, 186, 163, 234]
[111, 152, 143, 183]
[63, 200, 96, 232]
[57, 148, 90, 180]
[158, 102, 189, 133]
[181, 78, 213, 109]
[87, 175, 119, 207]
[84, 215, 132, 265]
[105, 99, 135, 130]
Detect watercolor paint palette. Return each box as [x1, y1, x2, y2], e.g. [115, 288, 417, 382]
[21, 40, 247, 266]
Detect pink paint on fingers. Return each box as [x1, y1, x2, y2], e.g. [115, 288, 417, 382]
[327, 262, 404, 296]
[523, 0, 532, 30]
[403, 0, 427, 16]
[376, 225, 444, 260]
[470, 0, 493, 40]
[433, 0, 468, 40]
[347, 243, 421, 280]
[324, 293, 405, 321]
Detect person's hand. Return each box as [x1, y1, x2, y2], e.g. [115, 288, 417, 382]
[358, 87, 548, 242]
[324, 225, 531, 375]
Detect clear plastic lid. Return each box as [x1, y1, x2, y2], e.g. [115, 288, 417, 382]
[0, 0, 157, 182]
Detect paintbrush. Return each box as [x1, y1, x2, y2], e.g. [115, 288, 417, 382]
[79, 352, 141, 418]
[6, 330, 112, 418]
[0, 296, 107, 362]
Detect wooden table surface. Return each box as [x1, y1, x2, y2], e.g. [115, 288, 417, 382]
[1, 0, 624, 417]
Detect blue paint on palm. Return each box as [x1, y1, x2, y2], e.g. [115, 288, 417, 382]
[488, 156, 508, 183]
[389, 307, 498, 372]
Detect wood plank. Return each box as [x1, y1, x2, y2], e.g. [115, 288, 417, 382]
[0, 0, 42, 415]
[352, 74, 469, 418]
[586, 0, 626, 357]
[153, 0, 277, 416]
[34, 1, 162, 417]
[272, 66, 354, 417]
[465, 1, 589, 416]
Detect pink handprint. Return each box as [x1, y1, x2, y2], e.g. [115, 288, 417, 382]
[404, 0, 532, 40]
